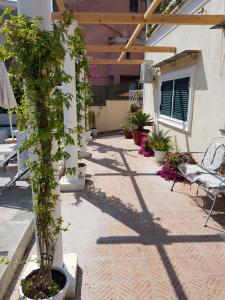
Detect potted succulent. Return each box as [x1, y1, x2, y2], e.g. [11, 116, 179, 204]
[88, 110, 97, 137]
[130, 111, 154, 146]
[150, 130, 173, 162]
[121, 122, 133, 139]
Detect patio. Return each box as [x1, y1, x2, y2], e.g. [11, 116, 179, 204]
[6, 133, 225, 299]
[60, 133, 225, 299]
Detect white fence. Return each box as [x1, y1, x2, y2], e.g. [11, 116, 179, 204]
[129, 90, 143, 108]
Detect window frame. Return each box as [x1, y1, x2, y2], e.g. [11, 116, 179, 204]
[157, 66, 196, 133]
[130, 0, 139, 12]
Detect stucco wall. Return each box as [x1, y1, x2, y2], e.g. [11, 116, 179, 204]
[143, 0, 225, 155]
[90, 100, 130, 132]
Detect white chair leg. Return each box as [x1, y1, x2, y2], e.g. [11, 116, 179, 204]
[204, 194, 217, 227]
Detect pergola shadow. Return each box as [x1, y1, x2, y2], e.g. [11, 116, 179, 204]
[75, 138, 225, 299]
[75, 184, 223, 300]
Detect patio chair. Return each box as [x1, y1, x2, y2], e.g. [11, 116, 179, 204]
[0, 149, 17, 179]
[170, 138, 225, 226]
[193, 173, 225, 226]
[0, 166, 30, 194]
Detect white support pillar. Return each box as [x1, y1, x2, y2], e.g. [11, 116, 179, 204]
[18, 0, 63, 268]
[79, 70, 91, 158]
[60, 21, 85, 191]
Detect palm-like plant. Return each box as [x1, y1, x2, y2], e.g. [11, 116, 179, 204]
[130, 111, 154, 131]
[150, 130, 173, 152]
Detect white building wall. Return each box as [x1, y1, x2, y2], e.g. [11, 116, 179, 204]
[143, 0, 225, 155]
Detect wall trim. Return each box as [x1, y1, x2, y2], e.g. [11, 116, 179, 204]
[157, 66, 196, 133]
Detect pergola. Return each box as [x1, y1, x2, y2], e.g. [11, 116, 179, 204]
[54, 0, 225, 65]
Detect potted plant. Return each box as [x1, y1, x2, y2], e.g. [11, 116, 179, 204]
[149, 130, 173, 162]
[121, 122, 133, 139]
[130, 111, 154, 146]
[143, 142, 154, 157]
[157, 152, 196, 181]
[78, 162, 87, 178]
[0, 10, 81, 299]
[130, 102, 140, 113]
[88, 110, 97, 137]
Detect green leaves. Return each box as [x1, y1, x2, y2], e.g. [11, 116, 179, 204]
[130, 111, 154, 132]
[149, 130, 173, 152]
[0, 11, 89, 294]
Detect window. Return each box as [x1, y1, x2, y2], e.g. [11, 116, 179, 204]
[130, 0, 138, 12]
[160, 77, 190, 121]
[157, 66, 195, 132]
[126, 52, 131, 59]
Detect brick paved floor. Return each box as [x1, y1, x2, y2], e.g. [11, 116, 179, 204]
[61, 134, 225, 300]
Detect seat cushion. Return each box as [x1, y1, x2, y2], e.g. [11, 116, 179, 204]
[178, 164, 215, 183]
[195, 174, 225, 189]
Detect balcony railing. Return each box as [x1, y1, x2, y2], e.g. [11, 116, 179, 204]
[146, 0, 188, 38]
[129, 90, 143, 108]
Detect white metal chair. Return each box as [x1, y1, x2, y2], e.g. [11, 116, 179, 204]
[171, 137, 225, 226]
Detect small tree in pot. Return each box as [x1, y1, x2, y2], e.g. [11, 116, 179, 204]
[130, 111, 154, 145]
[150, 130, 173, 162]
[0, 10, 81, 299]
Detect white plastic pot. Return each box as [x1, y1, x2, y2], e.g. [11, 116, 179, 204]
[85, 130, 92, 143]
[78, 162, 87, 178]
[91, 128, 98, 137]
[19, 267, 69, 300]
[154, 150, 166, 163]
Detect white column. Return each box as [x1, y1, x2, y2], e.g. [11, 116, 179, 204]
[79, 70, 91, 158]
[60, 22, 85, 191]
[17, 0, 63, 268]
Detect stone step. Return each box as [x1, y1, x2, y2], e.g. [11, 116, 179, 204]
[0, 207, 33, 300]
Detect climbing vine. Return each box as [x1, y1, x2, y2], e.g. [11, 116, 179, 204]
[0, 10, 84, 298]
[74, 27, 93, 147]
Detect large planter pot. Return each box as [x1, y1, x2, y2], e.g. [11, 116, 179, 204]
[19, 267, 69, 300]
[78, 162, 86, 178]
[123, 131, 132, 139]
[91, 128, 98, 138]
[132, 130, 149, 146]
[154, 150, 167, 163]
[85, 130, 92, 143]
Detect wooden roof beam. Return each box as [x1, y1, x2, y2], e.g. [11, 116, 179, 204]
[85, 45, 176, 53]
[146, 14, 225, 25]
[52, 12, 225, 26]
[89, 58, 151, 65]
[118, 0, 161, 62]
[52, 12, 143, 24]
[55, 0, 65, 12]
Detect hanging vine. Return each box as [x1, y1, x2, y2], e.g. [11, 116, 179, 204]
[74, 27, 93, 147]
[0, 10, 83, 298]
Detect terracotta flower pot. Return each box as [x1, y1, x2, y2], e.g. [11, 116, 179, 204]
[124, 131, 132, 139]
[132, 130, 150, 146]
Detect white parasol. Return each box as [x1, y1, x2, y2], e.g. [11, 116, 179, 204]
[0, 61, 17, 139]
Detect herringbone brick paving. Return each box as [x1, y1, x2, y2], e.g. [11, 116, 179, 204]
[61, 134, 225, 300]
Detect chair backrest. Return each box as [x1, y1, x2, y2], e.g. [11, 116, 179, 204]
[201, 142, 225, 171]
